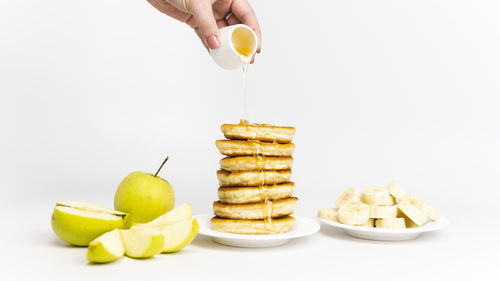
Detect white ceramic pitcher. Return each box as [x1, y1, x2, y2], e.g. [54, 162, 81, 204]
[209, 24, 257, 69]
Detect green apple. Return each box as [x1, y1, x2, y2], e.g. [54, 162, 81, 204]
[133, 218, 199, 253]
[114, 157, 175, 228]
[133, 202, 192, 227]
[120, 228, 164, 258]
[87, 229, 124, 263]
[51, 201, 128, 246]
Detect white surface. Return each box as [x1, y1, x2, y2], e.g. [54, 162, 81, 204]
[196, 213, 319, 247]
[318, 216, 449, 241]
[1, 0, 500, 280]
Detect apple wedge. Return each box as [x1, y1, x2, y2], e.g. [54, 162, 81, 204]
[51, 201, 128, 246]
[133, 218, 199, 253]
[120, 228, 164, 258]
[136, 202, 192, 227]
[87, 229, 124, 263]
[161, 218, 199, 252]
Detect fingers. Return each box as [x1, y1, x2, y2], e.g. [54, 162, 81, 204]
[148, 0, 192, 22]
[188, 0, 220, 49]
[226, 14, 242, 26]
[217, 19, 229, 28]
[194, 27, 208, 50]
[231, 0, 262, 53]
[195, 19, 228, 51]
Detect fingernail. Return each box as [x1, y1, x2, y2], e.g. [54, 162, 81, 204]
[207, 35, 219, 49]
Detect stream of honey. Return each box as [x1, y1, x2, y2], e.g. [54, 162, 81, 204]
[233, 28, 274, 227]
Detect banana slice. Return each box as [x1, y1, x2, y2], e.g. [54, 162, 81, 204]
[397, 201, 428, 227]
[335, 187, 361, 208]
[357, 218, 374, 227]
[338, 201, 370, 225]
[361, 186, 395, 206]
[411, 198, 441, 221]
[397, 208, 420, 227]
[403, 216, 419, 228]
[369, 205, 397, 219]
[375, 218, 406, 229]
[387, 181, 411, 201]
[317, 207, 338, 222]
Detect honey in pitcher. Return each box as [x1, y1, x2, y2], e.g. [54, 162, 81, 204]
[231, 27, 255, 62]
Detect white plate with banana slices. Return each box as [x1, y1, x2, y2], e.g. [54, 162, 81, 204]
[195, 214, 320, 248]
[318, 217, 449, 241]
[319, 182, 450, 241]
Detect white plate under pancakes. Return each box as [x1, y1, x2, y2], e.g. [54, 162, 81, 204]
[195, 213, 319, 248]
[318, 216, 449, 241]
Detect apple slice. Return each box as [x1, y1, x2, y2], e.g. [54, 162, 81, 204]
[120, 228, 164, 258]
[51, 201, 128, 246]
[145, 202, 192, 226]
[133, 218, 199, 253]
[87, 229, 124, 263]
[161, 218, 199, 252]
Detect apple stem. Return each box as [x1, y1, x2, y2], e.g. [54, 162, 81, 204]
[154, 156, 169, 177]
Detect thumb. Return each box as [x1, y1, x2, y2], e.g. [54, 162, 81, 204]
[189, 0, 220, 49]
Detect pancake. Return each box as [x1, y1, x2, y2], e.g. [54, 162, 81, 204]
[215, 140, 295, 157]
[211, 216, 296, 234]
[221, 122, 295, 144]
[217, 169, 292, 187]
[213, 197, 298, 219]
[220, 156, 293, 171]
[218, 182, 295, 204]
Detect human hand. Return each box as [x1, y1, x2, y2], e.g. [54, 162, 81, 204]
[147, 0, 262, 57]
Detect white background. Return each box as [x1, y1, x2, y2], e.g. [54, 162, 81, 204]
[1, 0, 499, 280]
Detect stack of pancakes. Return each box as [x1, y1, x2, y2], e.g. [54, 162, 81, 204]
[211, 121, 298, 234]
